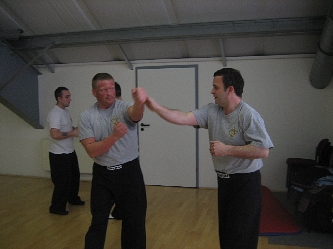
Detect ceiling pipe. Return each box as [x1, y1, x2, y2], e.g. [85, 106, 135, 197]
[310, 6, 333, 89]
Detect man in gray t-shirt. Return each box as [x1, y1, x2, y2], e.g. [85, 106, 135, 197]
[47, 87, 84, 216]
[78, 73, 147, 249]
[145, 68, 273, 249]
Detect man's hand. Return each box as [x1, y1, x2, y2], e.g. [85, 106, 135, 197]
[128, 87, 147, 122]
[209, 141, 270, 159]
[50, 127, 78, 140]
[71, 127, 78, 137]
[209, 141, 231, 157]
[112, 122, 128, 139]
[132, 87, 147, 105]
[80, 122, 128, 158]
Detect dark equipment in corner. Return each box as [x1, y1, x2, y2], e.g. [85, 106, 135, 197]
[286, 139, 333, 233]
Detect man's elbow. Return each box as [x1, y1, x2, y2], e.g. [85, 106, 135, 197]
[82, 147, 98, 158]
[260, 148, 270, 158]
[51, 134, 61, 140]
[86, 151, 96, 158]
[80, 141, 96, 158]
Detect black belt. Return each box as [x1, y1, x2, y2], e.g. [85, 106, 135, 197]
[94, 158, 138, 171]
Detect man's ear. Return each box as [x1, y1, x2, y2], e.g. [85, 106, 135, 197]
[227, 85, 235, 94]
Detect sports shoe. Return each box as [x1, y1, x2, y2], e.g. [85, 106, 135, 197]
[69, 200, 85, 205]
[49, 209, 69, 215]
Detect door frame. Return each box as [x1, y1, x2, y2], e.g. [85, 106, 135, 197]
[135, 64, 199, 187]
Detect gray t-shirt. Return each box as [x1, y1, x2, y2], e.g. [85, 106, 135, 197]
[192, 101, 274, 174]
[78, 100, 139, 166]
[47, 105, 75, 154]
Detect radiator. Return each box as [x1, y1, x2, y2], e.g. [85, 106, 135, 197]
[41, 138, 93, 173]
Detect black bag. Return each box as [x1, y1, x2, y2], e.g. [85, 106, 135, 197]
[305, 194, 333, 233]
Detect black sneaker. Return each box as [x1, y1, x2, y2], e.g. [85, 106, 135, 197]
[49, 209, 69, 215]
[69, 200, 85, 205]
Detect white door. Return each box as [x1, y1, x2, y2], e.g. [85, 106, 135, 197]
[137, 65, 197, 187]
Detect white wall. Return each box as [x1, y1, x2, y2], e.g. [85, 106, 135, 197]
[1, 56, 333, 191]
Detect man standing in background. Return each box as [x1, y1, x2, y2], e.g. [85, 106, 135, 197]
[115, 81, 122, 100]
[47, 87, 85, 215]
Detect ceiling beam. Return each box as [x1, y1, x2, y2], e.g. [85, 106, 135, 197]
[219, 39, 227, 67]
[32, 51, 55, 73]
[8, 17, 325, 51]
[118, 44, 133, 70]
[0, 3, 34, 36]
[161, 0, 178, 25]
[71, 0, 101, 29]
[0, 29, 22, 40]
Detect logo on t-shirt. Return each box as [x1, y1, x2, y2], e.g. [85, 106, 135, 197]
[111, 116, 119, 125]
[229, 126, 238, 138]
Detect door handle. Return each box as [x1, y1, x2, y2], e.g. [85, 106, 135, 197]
[140, 123, 150, 127]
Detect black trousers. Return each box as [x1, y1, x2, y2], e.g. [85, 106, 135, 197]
[85, 158, 147, 249]
[218, 170, 262, 249]
[49, 151, 81, 212]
